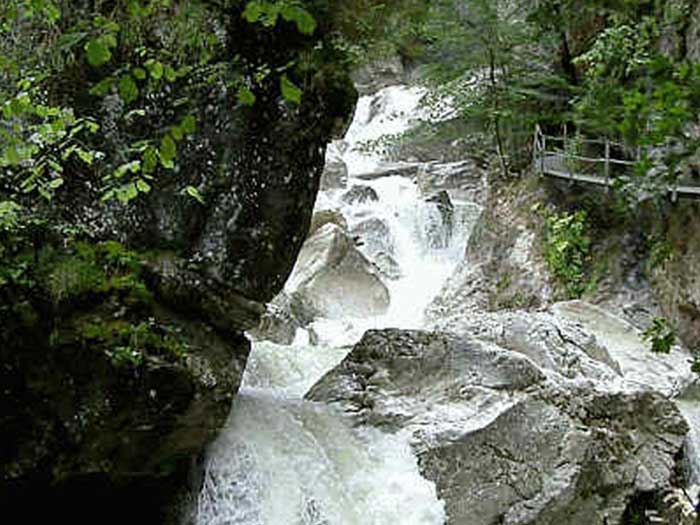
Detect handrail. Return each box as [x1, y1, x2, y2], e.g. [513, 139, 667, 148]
[532, 124, 700, 202]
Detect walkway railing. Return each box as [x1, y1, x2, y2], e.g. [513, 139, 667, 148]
[533, 124, 700, 201]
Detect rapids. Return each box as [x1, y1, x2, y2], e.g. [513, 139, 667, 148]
[193, 86, 473, 525]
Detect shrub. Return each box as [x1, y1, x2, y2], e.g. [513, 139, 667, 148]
[536, 205, 592, 299]
[641, 317, 675, 354]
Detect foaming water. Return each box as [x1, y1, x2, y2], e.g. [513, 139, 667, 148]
[192, 86, 471, 525]
[197, 392, 446, 525]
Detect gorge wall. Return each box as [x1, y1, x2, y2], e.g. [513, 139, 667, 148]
[0, 5, 357, 523]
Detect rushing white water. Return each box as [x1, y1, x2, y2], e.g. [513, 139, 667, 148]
[193, 86, 475, 525]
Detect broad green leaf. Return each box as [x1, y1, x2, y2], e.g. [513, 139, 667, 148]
[281, 5, 316, 35]
[280, 74, 302, 105]
[90, 76, 116, 96]
[114, 160, 141, 178]
[38, 186, 52, 201]
[165, 65, 177, 82]
[116, 182, 139, 203]
[145, 60, 164, 80]
[85, 39, 111, 67]
[118, 75, 139, 104]
[243, 2, 263, 23]
[185, 185, 205, 204]
[160, 134, 176, 168]
[136, 179, 151, 193]
[237, 86, 256, 106]
[171, 126, 184, 141]
[48, 178, 64, 189]
[4, 146, 20, 166]
[181, 115, 196, 134]
[132, 67, 147, 80]
[76, 149, 94, 165]
[142, 147, 158, 174]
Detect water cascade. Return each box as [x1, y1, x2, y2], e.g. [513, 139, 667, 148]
[193, 86, 477, 525]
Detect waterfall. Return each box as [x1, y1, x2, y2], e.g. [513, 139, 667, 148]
[192, 86, 478, 525]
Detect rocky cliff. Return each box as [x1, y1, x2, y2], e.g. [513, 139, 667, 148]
[0, 6, 357, 523]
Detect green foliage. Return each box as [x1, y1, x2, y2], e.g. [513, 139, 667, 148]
[243, 1, 317, 35]
[646, 234, 674, 271]
[690, 355, 700, 376]
[80, 318, 188, 367]
[641, 317, 676, 354]
[534, 204, 592, 299]
[40, 241, 150, 305]
[280, 74, 303, 105]
[0, 0, 331, 208]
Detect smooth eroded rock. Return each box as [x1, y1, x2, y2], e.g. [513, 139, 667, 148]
[286, 224, 390, 319]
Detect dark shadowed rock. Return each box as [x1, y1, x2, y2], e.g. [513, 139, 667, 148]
[341, 184, 379, 205]
[1, 9, 359, 524]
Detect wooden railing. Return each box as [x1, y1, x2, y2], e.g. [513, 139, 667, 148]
[533, 124, 700, 201]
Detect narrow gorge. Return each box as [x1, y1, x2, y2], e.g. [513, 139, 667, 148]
[4, 2, 700, 524]
[191, 86, 700, 525]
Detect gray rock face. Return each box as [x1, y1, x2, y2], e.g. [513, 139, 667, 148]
[417, 160, 488, 204]
[247, 291, 311, 345]
[320, 142, 349, 191]
[2, 12, 360, 523]
[688, 2, 700, 62]
[420, 191, 454, 250]
[307, 328, 689, 525]
[308, 209, 348, 237]
[286, 223, 390, 319]
[351, 218, 401, 280]
[342, 184, 380, 205]
[351, 56, 406, 95]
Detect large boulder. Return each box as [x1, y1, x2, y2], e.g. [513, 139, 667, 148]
[1, 246, 256, 524]
[307, 329, 689, 525]
[286, 223, 390, 319]
[247, 291, 313, 345]
[351, 56, 406, 95]
[351, 217, 401, 280]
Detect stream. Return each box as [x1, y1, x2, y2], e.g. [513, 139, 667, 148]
[192, 85, 700, 524]
[193, 86, 472, 525]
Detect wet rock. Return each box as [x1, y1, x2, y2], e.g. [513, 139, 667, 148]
[349, 218, 401, 279]
[351, 56, 406, 96]
[307, 328, 689, 525]
[421, 190, 454, 250]
[320, 142, 349, 191]
[308, 209, 348, 237]
[653, 203, 700, 350]
[373, 252, 402, 280]
[354, 162, 421, 181]
[351, 217, 394, 257]
[248, 291, 313, 345]
[1, 294, 249, 525]
[2, 13, 360, 523]
[286, 223, 390, 319]
[416, 160, 488, 204]
[341, 185, 380, 205]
